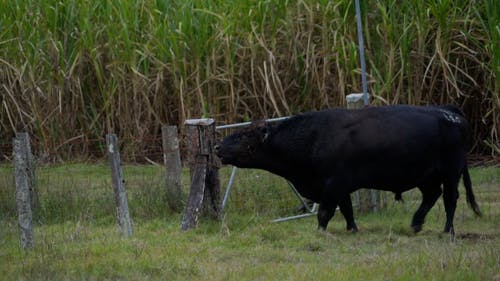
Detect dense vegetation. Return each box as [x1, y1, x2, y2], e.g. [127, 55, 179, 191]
[0, 0, 498, 159]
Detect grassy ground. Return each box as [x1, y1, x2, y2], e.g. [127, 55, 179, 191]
[0, 164, 499, 280]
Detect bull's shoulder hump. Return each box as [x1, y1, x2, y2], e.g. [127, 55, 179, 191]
[437, 104, 464, 116]
[418, 105, 466, 124]
[436, 109, 464, 124]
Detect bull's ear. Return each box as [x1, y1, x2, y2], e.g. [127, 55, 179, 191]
[249, 119, 269, 143]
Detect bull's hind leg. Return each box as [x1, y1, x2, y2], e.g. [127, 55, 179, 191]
[338, 196, 358, 232]
[411, 183, 442, 233]
[443, 178, 460, 233]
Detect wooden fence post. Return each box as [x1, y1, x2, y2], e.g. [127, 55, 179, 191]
[24, 134, 39, 210]
[181, 119, 221, 230]
[13, 133, 34, 249]
[204, 121, 221, 218]
[346, 93, 379, 213]
[106, 134, 133, 237]
[162, 125, 183, 211]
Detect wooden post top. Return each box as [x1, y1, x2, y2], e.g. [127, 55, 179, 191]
[346, 93, 369, 103]
[185, 118, 215, 126]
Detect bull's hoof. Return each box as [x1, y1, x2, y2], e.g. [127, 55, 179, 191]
[317, 225, 327, 231]
[411, 224, 423, 233]
[444, 225, 456, 242]
[347, 225, 359, 233]
[444, 225, 454, 234]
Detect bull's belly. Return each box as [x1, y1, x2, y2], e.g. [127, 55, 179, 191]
[352, 162, 437, 191]
[290, 158, 439, 201]
[289, 179, 323, 203]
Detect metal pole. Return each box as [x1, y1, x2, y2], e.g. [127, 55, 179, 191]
[272, 212, 317, 223]
[216, 116, 290, 130]
[272, 204, 322, 223]
[287, 181, 314, 213]
[221, 166, 238, 211]
[355, 0, 369, 106]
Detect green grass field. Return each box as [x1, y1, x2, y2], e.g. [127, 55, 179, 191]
[0, 164, 498, 280]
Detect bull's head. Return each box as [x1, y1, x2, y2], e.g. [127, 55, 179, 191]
[215, 121, 270, 168]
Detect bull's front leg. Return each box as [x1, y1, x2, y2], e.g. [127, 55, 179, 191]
[317, 201, 338, 231]
[338, 195, 358, 232]
[317, 178, 350, 231]
[318, 194, 358, 232]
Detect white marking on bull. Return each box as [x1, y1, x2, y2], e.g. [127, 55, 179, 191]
[438, 109, 461, 124]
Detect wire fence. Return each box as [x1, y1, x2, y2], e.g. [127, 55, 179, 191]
[0, 131, 322, 225]
[0, 164, 320, 224]
[1, 161, 496, 233]
[1, 132, 496, 230]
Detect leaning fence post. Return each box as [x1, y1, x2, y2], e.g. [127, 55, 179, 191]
[13, 133, 34, 249]
[204, 122, 221, 218]
[346, 93, 379, 213]
[162, 125, 183, 211]
[181, 119, 221, 230]
[106, 134, 133, 237]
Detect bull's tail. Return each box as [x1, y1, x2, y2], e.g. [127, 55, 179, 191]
[463, 163, 482, 217]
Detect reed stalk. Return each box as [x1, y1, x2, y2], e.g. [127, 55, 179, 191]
[0, 0, 497, 159]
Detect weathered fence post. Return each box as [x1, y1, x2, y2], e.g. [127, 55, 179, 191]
[13, 133, 34, 249]
[162, 125, 183, 211]
[106, 134, 133, 237]
[204, 122, 221, 218]
[24, 134, 39, 210]
[346, 93, 379, 213]
[186, 119, 221, 217]
[181, 119, 221, 230]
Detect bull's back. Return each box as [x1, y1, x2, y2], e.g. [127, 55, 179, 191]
[308, 106, 467, 189]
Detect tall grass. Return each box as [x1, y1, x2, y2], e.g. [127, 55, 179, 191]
[0, 0, 498, 159]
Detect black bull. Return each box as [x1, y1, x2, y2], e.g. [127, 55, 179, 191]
[215, 105, 481, 233]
